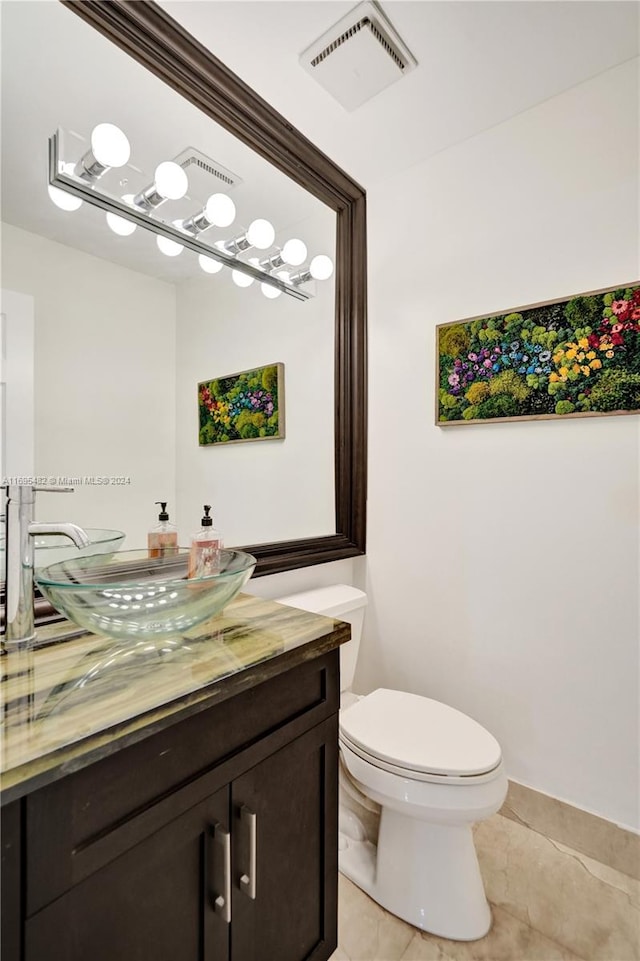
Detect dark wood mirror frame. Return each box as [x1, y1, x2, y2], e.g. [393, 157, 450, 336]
[58, 0, 367, 580]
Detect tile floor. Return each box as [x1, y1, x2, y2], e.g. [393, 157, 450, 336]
[330, 813, 640, 961]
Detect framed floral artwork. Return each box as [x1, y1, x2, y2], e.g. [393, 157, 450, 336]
[198, 362, 284, 446]
[436, 283, 640, 425]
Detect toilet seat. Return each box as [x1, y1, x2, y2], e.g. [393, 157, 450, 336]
[339, 688, 502, 781]
[340, 733, 503, 786]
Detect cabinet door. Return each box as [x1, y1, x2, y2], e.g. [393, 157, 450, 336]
[25, 787, 230, 961]
[232, 716, 338, 961]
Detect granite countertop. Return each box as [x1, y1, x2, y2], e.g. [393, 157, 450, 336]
[0, 593, 349, 803]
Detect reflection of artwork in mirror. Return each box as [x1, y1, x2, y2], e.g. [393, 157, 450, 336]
[199, 363, 284, 446]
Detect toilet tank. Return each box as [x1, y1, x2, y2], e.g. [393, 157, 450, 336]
[275, 585, 367, 692]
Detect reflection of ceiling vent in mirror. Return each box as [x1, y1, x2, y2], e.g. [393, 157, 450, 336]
[300, 0, 416, 112]
[171, 148, 243, 201]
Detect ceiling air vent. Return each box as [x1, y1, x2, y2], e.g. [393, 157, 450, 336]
[300, 1, 416, 112]
[171, 148, 243, 193]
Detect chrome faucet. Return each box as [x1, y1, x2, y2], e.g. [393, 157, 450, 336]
[2, 484, 90, 644]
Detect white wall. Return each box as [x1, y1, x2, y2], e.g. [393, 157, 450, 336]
[360, 60, 640, 829]
[1, 223, 177, 546]
[175, 266, 335, 546]
[0, 289, 34, 478]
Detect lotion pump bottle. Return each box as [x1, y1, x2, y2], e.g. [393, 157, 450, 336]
[148, 502, 178, 558]
[188, 505, 222, 578]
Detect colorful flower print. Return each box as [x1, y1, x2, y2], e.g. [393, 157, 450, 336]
[612, 300, 629, 315]
[199, 364, 283, 445]
[438, 284, 640, 423]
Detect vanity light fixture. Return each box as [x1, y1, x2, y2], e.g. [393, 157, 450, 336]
[222, 218, 275, 255]
[75, 123, 130, 183]
[180, 193, 236, 234]
[282, 238, 308, 266]
[289, 254, 334, 285]
[131, 161, 188, 211]
[198, 254, 223, 274]
[231, 269, 254, 288]
[48, 129, 310, 300]
[259, 266, 290, 299]
[258, 238, 308, 272]
[106, 212, 136, 236]
[156, 235, 183, 257]
[47, 184, 83, 211]
[261, 283, 282, 300]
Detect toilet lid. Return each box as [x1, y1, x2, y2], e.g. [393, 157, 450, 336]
[339, 688, 502, 777]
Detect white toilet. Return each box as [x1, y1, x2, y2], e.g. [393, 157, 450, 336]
[276, 585, 508, 942]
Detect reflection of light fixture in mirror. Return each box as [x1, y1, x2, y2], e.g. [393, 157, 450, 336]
[48, 184, 82, 211]
[258, 261, 285, 298]
[282, 238, 307, 266]
[258, 238, 307, 272]
[198, 254, 223, 274]
[223, 218, 275, 255]
[47, 128, 310, 302]
[75, 123, 130, 182]
[106, 212, 136, 236]
[156, 235, 183, 257]
[231, 269, 254, 288]
[261, 283, 282, 300]
[290, 254, 334, 285]
[133, 161, 188, 211]
[180, 193, 236, 234]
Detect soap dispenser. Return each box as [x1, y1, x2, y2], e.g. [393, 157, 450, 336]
[188, 505, 222, 578]
[148, 502, 178, 558]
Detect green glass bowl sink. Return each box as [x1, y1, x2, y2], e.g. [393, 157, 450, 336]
[35, 548, 256, 641]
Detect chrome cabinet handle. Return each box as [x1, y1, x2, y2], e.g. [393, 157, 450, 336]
[209, 822, 231, 924]
[239, 805, 257, 900]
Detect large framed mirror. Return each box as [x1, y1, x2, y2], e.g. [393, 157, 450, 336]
[0, 0, 366, 589]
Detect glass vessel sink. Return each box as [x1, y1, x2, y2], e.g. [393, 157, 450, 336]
[35, 548, 257, 642]
[0, 528, 125, 569]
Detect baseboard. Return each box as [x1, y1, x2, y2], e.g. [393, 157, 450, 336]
[500, 780, 640, 880]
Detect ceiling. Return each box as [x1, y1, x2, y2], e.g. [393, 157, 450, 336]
[161, 0, 639, 189]
[0, 0, 334, 284]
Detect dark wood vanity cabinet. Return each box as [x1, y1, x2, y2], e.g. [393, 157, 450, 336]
[231, 721, 337, 961]
[25, 787, 231, 961]
[1, 649, 340, 961]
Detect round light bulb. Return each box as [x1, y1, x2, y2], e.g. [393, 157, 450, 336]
[198, 254, 223, 274]
[310, 254, 334, 281]
[231, 269, 254, 288]
[261, 282, 282, 300]
[154, 161, 188, 201]
[90, 123, 130, 168]
[156, 235, 183, 257]
[205, 193, 236, 228]
[47, 184, 82, 211]
[281, 238, 307, 266]
[246, 218, 275, 250]
[106, 212, 136, 236]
